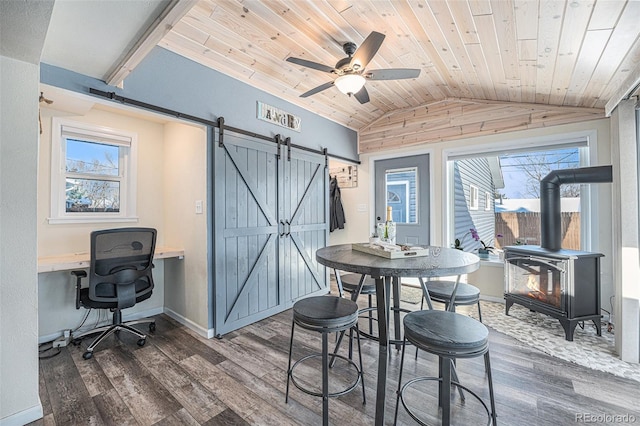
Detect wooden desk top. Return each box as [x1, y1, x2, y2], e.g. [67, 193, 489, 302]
[37, 246, 185, 273]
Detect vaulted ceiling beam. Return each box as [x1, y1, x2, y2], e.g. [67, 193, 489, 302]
[605, 63, 640, 117]
[104, 0, 198, 87]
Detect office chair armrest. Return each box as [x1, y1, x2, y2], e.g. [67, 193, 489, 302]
[71, 270, 87, 310]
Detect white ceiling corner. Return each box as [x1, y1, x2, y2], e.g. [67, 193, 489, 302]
[41, 0, 172, 81]
[0, 0, 55, 64]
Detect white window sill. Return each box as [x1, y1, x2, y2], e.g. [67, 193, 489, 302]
[479, 256, 505, 267]
[47, 216, 139, 225]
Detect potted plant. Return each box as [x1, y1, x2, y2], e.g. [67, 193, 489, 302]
[477, 234, 502, 259]
[477, 241, 493, 259]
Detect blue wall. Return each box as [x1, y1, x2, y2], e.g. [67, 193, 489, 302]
[40, 46, 358, 161]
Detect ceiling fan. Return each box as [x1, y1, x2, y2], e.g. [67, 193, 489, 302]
[286, 31, 420, 104]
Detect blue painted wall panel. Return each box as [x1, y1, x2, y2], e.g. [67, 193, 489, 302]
[41, 46, 358, 161]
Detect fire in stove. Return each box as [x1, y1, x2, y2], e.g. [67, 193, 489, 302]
[510, 268, 562, 308]
[525, 273, 561, 307]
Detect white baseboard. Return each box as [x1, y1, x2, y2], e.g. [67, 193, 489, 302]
[38, 307, 164, 344]
[480, 295, 505, 304]
[124, 307, 164, 321]
[39, 331, 65, 345]
[163, 307, 214, 339]
[0, 402, 43, 426]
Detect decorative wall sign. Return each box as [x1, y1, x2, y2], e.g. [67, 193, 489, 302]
[329, 164, 358, 188]
[256, 101, 301, 132]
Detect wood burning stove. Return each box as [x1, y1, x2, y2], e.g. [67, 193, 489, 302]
[504, 165, 612, 341]
[504, 245, 603, 341]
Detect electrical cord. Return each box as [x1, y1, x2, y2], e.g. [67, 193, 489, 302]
[608, 295, 615, 332]
[38, 342, 61, 359]
[68, 308, 94, 345]
[40, 309, 93, 357]
[73, 309, 92, 332]
[599, 299, 615, 333]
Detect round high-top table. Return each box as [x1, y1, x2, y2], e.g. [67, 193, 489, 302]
[316, 244, 480, 426]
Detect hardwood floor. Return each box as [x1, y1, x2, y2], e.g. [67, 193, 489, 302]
[33, 301, 640, 425]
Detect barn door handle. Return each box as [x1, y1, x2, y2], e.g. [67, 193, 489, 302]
[279, 220, 286, 237]
[285, 219, 291, 236]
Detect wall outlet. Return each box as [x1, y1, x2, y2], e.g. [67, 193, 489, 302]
[195, 200, 203, 214]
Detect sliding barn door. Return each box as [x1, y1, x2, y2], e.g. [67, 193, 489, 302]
[280, 148, 329, 304]
[214, 133, 328, 335]
[215, 134, 281, 335]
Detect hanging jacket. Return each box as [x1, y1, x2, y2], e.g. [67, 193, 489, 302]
[329, 176, 346, 232]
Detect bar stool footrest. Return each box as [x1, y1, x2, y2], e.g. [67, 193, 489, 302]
[289, 353, 362, 399]
[398, 376, 494, 426]
[357, 306, 412, 346]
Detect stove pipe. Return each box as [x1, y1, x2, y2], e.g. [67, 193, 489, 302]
[540, 165, 612, 251]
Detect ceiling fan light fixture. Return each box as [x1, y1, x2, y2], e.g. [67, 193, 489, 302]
[335, 74, 366, 95]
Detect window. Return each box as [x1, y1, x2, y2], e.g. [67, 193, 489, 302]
[385, 168, 418, 223]
[469, 184, 479, 210]
[448, 142, 589, 252]
[49, 118, 137, 223]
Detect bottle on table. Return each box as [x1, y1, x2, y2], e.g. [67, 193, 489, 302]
[383, 205, 396, 244]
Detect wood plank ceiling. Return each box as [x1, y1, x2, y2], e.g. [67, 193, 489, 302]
[160, 0, 640, 151]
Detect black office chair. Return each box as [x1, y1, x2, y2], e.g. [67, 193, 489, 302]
[71, 227, 157, 359]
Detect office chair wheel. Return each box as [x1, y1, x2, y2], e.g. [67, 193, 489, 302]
[82, 351, 93, 360]
[149, 323, 156, 332]
[137, 338, 146, 347]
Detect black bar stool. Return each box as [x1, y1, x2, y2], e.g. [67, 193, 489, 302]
[414, 278, 484, 362]
[336, 271, 377, 335]
[418, 279, 483, 321]
[286, 296, 366, 426]
[333, 272, 377, 362]
[394, 310, 497, 426]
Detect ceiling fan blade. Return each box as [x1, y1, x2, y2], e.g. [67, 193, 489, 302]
[353, 86, 370, 104]
[286, 57, 336, 74]
[300, 81, 335, 98]
[350, 31, 385, 71]
[366, 68, 421, 80]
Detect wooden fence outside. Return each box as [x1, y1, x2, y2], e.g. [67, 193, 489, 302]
[494, 212, 580, 250]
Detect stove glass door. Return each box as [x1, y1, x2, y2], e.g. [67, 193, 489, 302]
[505, 254, 566, 312]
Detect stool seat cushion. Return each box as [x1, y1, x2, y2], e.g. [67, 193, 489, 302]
[339, 274, 377, 295]
[404, 310, 488, 354]
[293, 296, 358, 329]
[426, 281, 480, 303]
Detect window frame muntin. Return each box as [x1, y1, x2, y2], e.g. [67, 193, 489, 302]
[485, 191, 492, 211]
[469, 184, 479, 210]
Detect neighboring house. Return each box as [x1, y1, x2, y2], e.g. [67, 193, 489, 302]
[453, 157, 504, 251]
[386, 169, 417, 224]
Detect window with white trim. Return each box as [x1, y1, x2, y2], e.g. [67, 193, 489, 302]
[485, 191, 492, 211]
[49, 118, 138, 224]
[469, 184, 479, 210]
[447, 141, 590, 251]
